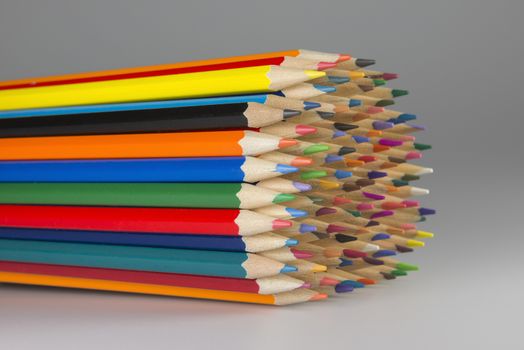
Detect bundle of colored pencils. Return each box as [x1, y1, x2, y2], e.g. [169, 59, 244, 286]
[0, 49, 433, 306]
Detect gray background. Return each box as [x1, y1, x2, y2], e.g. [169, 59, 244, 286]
[0, 0, 522, 349]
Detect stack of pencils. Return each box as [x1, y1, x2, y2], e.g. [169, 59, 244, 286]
[0, 49, 433, 306]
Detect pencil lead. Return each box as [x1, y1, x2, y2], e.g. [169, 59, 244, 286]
[318, 180, 341, 190]
[339, 258, 353, 266]
[402, 200, 419, 208]
[275, 164, 299, 175]
[396, 245, 414, 253]
[353, 135, 370, 143]
[381, 202, 407, 210]
[316, 111, 335, 119]
[273, 193, 296, 204]
[337, 146, 356, 156]
[406, 123, 426, 131]
[382, 72, 398, 80]
[358, 155, 377, 163]
[337, 54, 352, 63]
[335, 233, 357, 243]
[305, 70, 327, 80]
[376, 99, 395, 107]
[355, 58, 376, 67]
[391, 269, 408, 276]
[290, 248, 314, 259]
[363, 256, 385, 265]
[370, 210, 394, 219]
[278, 139, 298, 149]
[332, 130, 346, 139]
[320, 277, 341, 286]
[281, 265, 298, 273]
[367, 130, 383, 137]
[315, 207, 338, 216]
[285, 238, 299, 247]
[418, 216, 427, 223]
[366, 106, 385, 114]
[396, 262, 419, 271]
[356, 203, 374, 211]
[363, 192, 386, 200]
[335, 283, 354, 293]
[346, 210, 361, 217]
[349, 99, 362, 107]
[370, 233, 390, 242]
[309, 293, 329, 301]
[286, 208, 308, 218]
[313, 84, 336, 93]
[373, 249, 397, 258]
[366, 220, 381, 227]
[343, 249, 367, 258]
[299, 223, 317, 233]
[406, 239, 425, 248]
[327, 76, 350, 84]
[381, 272, 397, 280]
[379, 138, 403, 147]
[358, 278, 376, 285]
[397, 113, 417, 122]
[392, 180, 409, 187]
[416, 167, 434, 175]
[358, 84, 374, 92]
[342, 183, 360, 192]
[341, 280, 365, 288]
[301, 282, 312, 289]
[392, 89, 409, 97]
[272, 219, 293, 230]
[345, 159, 365, 167]
[333, 122, 358, 131]
[283, 109, 302, 119]
[327, 224, 349, 233]
[290, 157, 314, 167]
[303, 101, 321, 110]
[400, 223, 417, 230]
[416, 230, 434, 239]
[334, 170, 352, 179]
[373, 79, 387, 86]
[414, 143, 432, 151]
[325, 154, 344, 163]
[292, 181, 312, 192]
[312, 231, 330, 240]
[317, 62, 338, 70]
[306, 195, 325, 203]
[368, 171, 387, 179]
[303, 144, 330, 155]
[411, 187, 430, 196]
[401, 174, 420, 182]
[333, 196, 352, 205]
[300, 170, 327, 180]
[372, 121, 394, 130]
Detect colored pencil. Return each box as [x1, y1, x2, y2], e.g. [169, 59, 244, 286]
[0, 239, 296, 279]
[0, 66, 325, 111]
[0, 103, 301, 138]
[0, 156, 296, 183]
[0, 205, 292, 236]
[0, 49, 347, 90]
[0, 183, 296, 209]
[0, 130, 297, 160]
[0, 261, 306, 295]
[0, 228, 297, 253]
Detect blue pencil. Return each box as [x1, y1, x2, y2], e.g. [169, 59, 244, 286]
[0, 156, 297, 183]
[0, 227, 297, 253]
[0, 93, 321, 119]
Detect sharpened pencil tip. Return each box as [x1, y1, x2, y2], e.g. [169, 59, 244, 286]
[407, 239, 425, 248]
[355, 58, 376, 68]
[316, 111, 335, 119]
[353, 135, 370, 143]
[337, 146, 356, 156]
[305, 70, 326, 80]
[303, 101, 321, 110]
[333, 122, 358, 131]
[310, 293, 329, 301]
[363, 192, 386, 200]
[372, 121, 394, 130]
[373, 79, 387, 86]
[278, 139, 298, 149]
[285, 238, 299, 247]
[313, 84, 336, 93]
[343, 249, 367, 258]
[290, 248, 314, 259]
[341, 280, 365, 288]
[382, 72, 398, 80]
[335, 283, 354, 293]
[301, 282, 312, 289]
[325, 154, 344, 164]
[328, 76, 350, 84]
[339, 258, 353, 266]
[373, 250, 397, 258]
[368, 171, 387, 180]
[419, 208, 436, 216]
[321, 277, 341, 286]
[300, 170, 327, 180]
[290, 157, 313, 167]
[345, 159, 365, 167]
[416, 230, 434, 239]
[379, 138, 403, 147]
[392, 89, 409, 97]
[335, 233, 357, 243]
[376, 99, 395, 107]
[295, 124, 317, 136]
[335, 170, 352, 179]
[303, 144, 330, 155]
[414, 143, 432, 151]
[337, 54, 352, 62]
[285, 208, 308, 218]
[327, 224, 349, 233]
[292, 181, 312, 192]
[397, 262, 419, 271]
[411, 187, 430, 196]
[357, 203, 374, 211]
[363, 257, 385, 265]
[317, 62, 337, 70]
[401, 174, 420, 182]
[370, 210, 394, 219]
[349, 99, 362, 107]
[315, 207, 338, 216]
[406, 151, 423, 160]
[272, 219, 293, 230]
[299, 223, 317, 233]
[332, 130, 346, 139]
[402, 200, 419, 208]
[273, 193, 296, 204]
[276, 164, 299, 175]
[281, 265, 298, 273]
[398, 113, 417, 122]
[283, 109, 302, 119]
[366, 106, 385, 114]
[391, 269, 408, 277]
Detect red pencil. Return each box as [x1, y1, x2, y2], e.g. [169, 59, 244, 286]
[0, 261, 305, 295]
[0, 205, 292, 236]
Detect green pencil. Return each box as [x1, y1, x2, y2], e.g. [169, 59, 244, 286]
[0, 239, 297, 279]
[0, 183, 296, 209]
